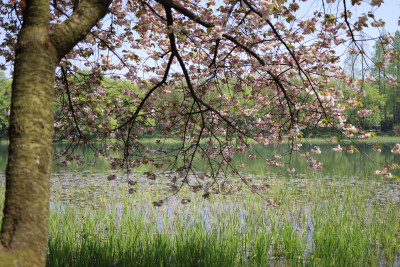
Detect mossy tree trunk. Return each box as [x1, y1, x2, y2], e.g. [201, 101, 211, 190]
[0, 0, 111, 266]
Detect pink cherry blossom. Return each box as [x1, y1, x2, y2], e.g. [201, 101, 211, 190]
[248, 154, 257, 160]
[275, 162, 284, 168]
[332, 145, 343, 152]
[311, 146, 321, 154]
[287, 167, 295, 173]
[59, 160, 70, 167]
[375, 169, 386, 176]
[391, 144, 400, 154]
[357, 109, 372, 117]
[365, 75, 375, 83]
[301, 152, 310, 158]
[384, 76, 398, 87]
[382, 172, 392, 181]
[372, 146, 382, 153]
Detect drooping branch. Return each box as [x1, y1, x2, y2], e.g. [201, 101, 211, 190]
[116, 52, 175, 131]
[209, 1, 237, 68]
[156, 0, 296, 118]
[241, 0, 330, 121]
[60, 66, 85, 142]
[140, 0, 167, 21]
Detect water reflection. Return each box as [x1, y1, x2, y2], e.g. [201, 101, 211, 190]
[0, 141, 398, 200]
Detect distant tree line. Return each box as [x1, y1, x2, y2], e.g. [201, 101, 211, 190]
[343, 30, 400, 134]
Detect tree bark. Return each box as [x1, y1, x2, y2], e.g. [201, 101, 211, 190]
[0, 0, 111, 265]
[0, 1, 57, 265]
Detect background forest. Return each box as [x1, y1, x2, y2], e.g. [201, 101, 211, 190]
[344, 30, 400, 133]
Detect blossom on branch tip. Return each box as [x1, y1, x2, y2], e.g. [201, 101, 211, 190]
[273, 154, 281, 159]
[259, 0, 275, 19]
[370, 0, 383, 6]
[375, 167, 393, 181]
[357, 109, 372, 117]
[365, 75, 375, 83]
[391, 144, 400, 154]
[249, 154, 257, 160]
[358, 133, 371, 140]
[384, 76, 398, 87]
[311, 146, 321, 154]
[59, 160, 70, 167]
[301, 152, 309, 158]
[266, 199, 277, 207]
[372, 146, 382, 153]
[275, 161, 284, 168]
[287, 167, 295, 173]
[375, 169, 386, 176]
[383, 172, 392, 181]
[332, 145, 343, 152]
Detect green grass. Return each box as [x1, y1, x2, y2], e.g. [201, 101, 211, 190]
[42, 175, 400, 266]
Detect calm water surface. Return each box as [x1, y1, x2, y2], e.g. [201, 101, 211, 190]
[0, 140, 399, 200]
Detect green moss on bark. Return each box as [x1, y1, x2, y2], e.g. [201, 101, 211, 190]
[0, 0, 112, 265]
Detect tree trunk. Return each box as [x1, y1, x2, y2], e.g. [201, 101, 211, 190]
[0, 1, 58, 265]
[0, 1, 111, 265]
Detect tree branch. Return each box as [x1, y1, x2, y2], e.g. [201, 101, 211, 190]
[49, 0, 112, 60]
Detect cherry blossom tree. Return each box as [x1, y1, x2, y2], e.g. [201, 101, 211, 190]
[0, 0, 396, 265]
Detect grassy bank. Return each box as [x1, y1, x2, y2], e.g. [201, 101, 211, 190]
[40, 175, 400, 266]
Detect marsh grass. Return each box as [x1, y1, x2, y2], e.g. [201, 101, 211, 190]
[42, 175, 400, 266]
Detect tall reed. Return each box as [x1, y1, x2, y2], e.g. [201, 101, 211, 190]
[44, 175, 400, 266]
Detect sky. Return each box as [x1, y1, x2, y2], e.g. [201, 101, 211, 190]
[330, 0, 400, 66]
[357, 0, 399, 35]
[343, 0, 399, 42]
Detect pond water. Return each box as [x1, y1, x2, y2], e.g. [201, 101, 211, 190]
[0, 140, 399, 181]
[0, 139, 398, 203]
[0, 140, 400, 204]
